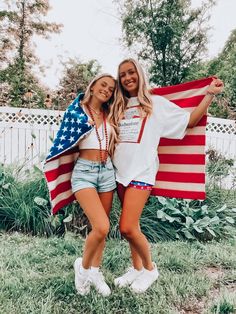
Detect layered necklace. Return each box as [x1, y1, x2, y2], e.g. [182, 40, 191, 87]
[88, 105, 102, 117]
[87, 104, 109, 166]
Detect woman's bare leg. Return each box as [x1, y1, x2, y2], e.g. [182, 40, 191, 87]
[119, 187, 153, 270]
[117, 184, 143, 270]
[91, 190, 114, 267]
[74, 188, 110, 269]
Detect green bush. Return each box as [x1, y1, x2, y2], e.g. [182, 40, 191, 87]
[0, 165, 52, 235]
[144, 197, 236, 241]
[0, 152, 235, 242]
[0, 164, 92, 237]
[206, 149, 235, 188]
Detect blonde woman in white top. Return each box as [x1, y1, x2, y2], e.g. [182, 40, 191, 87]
[109, 58, 224, 293]
[72, 74, 117, 297]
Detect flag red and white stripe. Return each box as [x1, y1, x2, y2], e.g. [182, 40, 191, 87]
[151, 77, 213, 200]
[44, 147, 79, 214]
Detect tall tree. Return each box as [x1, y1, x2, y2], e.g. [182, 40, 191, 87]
[0, 0, 62, 107]
[186, 28, 236, 119]
[115, 0, 215, 86]
[211, 29, 236, 117]
[53, 58, 101, 110]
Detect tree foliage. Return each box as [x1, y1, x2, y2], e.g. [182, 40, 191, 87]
[0, 63, 46, 108]
[115, 0, 215, 86]
[0, 0, 62, 107]
[186, 28, 236, 119]
[208, 29, 236, 117]
[54, 58, 101, 110]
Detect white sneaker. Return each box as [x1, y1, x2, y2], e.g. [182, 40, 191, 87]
[74, 257, 91, 296]
[130, 262, 159, 293]
[114, 267, 144, 288]
[89, 269, 111, 297]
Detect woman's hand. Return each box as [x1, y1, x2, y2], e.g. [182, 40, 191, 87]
[188, 78, 224, 128]
[207, 78, 224, 95]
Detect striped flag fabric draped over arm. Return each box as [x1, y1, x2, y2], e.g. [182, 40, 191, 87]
[150, 77, 214, 200]
[43, 94, 93, 215]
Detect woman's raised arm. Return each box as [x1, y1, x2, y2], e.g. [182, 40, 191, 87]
[188, 78, 224, 128]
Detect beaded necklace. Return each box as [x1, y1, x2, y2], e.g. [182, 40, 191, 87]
[87, 104, 109, 166]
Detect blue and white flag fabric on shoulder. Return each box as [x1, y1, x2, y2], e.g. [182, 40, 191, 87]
[46, 93, 92, 161]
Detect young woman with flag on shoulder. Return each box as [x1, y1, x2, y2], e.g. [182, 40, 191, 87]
[44, 73, 117, 297]
[109, 58, 224, 294]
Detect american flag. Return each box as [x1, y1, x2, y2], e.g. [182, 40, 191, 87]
[43, 93, 93, 214]
[44, 77, 213, 214]
[151, 76, 214, 200]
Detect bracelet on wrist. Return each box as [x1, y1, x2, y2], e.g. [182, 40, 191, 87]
[206, 91, 216, 96]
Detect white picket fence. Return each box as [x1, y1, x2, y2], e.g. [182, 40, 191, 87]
[0, 106, 236, 167]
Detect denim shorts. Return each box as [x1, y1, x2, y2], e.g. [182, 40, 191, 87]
[71, 157, 116, 193]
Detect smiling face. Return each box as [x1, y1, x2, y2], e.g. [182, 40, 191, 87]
[119, 61, 139, 97]
[91, 76, 115, 103]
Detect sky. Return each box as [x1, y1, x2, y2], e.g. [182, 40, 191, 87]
[34, 0, 236, 89]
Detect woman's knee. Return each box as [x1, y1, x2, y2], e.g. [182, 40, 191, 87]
[93, 223, 110, 240]
[119, 224, 138, 239]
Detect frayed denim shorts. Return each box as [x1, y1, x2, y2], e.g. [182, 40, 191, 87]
[71, 157, 116, 193]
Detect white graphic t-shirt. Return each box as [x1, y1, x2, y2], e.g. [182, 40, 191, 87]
[112, 95, 190, 186]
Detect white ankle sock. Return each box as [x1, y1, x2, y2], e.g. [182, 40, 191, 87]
[90, 266, 99, 273]
[80, 264, 90, 274]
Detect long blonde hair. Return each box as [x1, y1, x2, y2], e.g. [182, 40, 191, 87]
[81, 73, 118, 157]
[109, 58, 153, 127]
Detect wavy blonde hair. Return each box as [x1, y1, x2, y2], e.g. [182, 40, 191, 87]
[81, 73, 115, 113]
[109, 58, 153, 128]
[81, 73, 118, 157]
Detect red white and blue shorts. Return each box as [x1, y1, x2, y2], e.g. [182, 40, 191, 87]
[128, 180, 153, 191]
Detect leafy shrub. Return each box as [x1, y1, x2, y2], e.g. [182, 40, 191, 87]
[206, 149, 235, 189]
[0, 153, 235, 242]
[0, 163, 96, 237]
[0, 165, 52, 235]
[145, 197, 236, 241]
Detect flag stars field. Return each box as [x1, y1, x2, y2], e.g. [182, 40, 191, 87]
[56, 143, 64, 151]
[59, 135, 66, 141]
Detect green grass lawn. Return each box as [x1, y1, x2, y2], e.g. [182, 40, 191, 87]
[0, 232, 235, 314]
